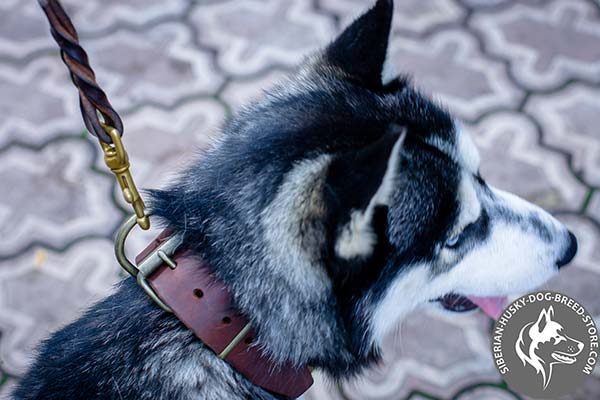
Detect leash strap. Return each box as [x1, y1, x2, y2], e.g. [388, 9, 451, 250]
[135, 232, 314, 398]
[39, 0, 148, 229]
[38, 0, 122, 144]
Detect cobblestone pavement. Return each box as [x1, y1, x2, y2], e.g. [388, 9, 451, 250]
[1, 0, 599, 398]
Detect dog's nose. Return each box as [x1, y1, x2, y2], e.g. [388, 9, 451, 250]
[557, 231, 578, 269]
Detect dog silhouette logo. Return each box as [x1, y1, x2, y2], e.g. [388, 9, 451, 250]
[515, 306, 584, 389]
[491, 292, 598, 398]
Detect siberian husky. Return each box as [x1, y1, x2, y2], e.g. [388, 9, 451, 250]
[14, 0, 577, 399]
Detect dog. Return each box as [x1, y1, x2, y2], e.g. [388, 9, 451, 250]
[14, 1, 578, 399]
[516, 306, 584, 389]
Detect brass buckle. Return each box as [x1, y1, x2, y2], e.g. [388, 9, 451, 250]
[100, 124, 150, 230]
[115, 215, 182, 312]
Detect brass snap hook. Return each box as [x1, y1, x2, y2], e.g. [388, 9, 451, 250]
[100, 124, 150, 230]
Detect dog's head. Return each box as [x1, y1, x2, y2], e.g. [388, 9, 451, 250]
[516, 306, 583, 388]
[150, 0, 577, 375]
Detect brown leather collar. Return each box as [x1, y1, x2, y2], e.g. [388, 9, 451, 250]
[135, 230, 314, 398]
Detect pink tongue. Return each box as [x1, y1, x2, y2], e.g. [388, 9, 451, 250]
[467, 296, 507, 320]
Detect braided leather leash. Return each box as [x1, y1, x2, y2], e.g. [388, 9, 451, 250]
[39, 0, 122, 144]
[39, 0, 149, 229]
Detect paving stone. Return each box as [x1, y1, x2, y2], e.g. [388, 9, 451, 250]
[388, 29, 524, 122]
[567, 377, 600, 400]
[0, 378, 17, 400]
[341, 363, 504, 399]
[108, 99, 227, 189]
[526, 84, 600, 188]
[82, 22, 225, 111]
[220, 69, 289, 111]
[339, 310, 499, 399]
[589, 191, 600, 223]
[0, 58, 82, 149]
[0, 0, 192, 61]
[453, 384, 520, 400]
[61, 0, 190, 35]
[303, 372, 345, 400]
[387, 312, 478, 370]
[0, 139, 122, 258]
[560, 215, 600, 276]
[546, 215, 600, 315]
[189, 0, 336, 76]
[471, 0, 600, 91]
[0, 1, 55, 60]
[460, 0, 546, 10]
[0, 239, 121, 376]
[469, 112, 587, 212]
[459, 0, 511, 8]
[547, 263, 600, 317]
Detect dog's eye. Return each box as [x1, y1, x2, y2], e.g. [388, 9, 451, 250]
[445, 233, 462, 248]
[446, 211, 488, 250]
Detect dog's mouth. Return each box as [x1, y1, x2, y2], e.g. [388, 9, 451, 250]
[552, 351, 578, 364]
[436, 294, 507, 319]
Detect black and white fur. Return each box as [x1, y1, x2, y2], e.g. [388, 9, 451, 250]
[14, 1, 577, 399]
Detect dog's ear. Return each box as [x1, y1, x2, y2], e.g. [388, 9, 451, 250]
[326, 125, 406, 260]
[322, 0, 394, 89]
